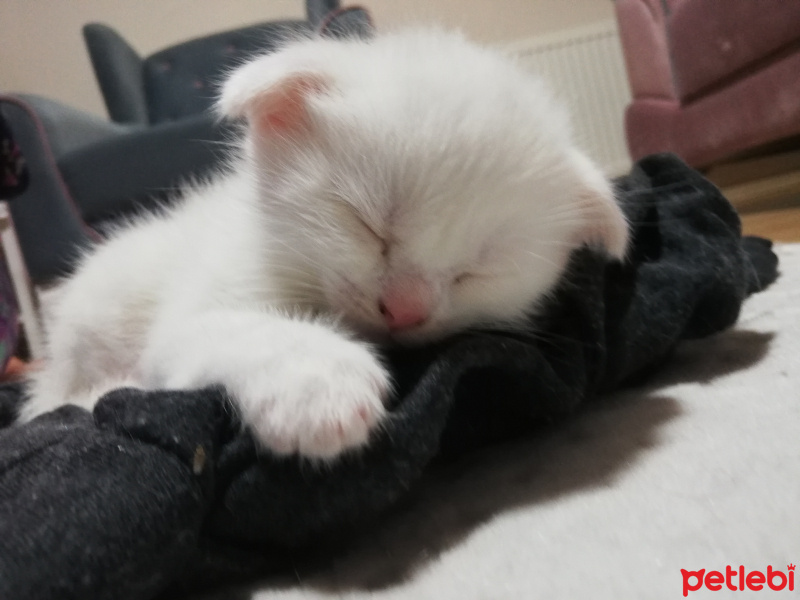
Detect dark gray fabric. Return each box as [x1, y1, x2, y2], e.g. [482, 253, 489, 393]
[59, 115, 233, 224]
[83, 24, 149, 125]
[0, 391, 214, 600]
[0, 155, 779, 600]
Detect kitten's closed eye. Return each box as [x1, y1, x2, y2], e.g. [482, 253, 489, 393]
[329, 196, 389, 255]
[453, 272, 476, 285]
[356, 216, 389, 257]
[452, 269, 499, 286]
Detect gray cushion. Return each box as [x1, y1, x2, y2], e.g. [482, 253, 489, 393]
[58, 115, 233, 224]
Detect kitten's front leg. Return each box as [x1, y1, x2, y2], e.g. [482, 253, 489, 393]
[141, 309, 390, 459]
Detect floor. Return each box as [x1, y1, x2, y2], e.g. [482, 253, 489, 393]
[741, 206, 800, 243]
[711, 149, 800, 243]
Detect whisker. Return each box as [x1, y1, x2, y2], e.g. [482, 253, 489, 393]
[525, 250, 561, 269]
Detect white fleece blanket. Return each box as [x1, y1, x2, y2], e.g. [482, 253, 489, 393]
[202, 244, 800, 600]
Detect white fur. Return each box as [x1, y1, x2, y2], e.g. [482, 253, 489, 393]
[22, 29, 628, 459]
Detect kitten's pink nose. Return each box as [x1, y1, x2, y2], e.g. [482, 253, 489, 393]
[378, 275, 432, 331]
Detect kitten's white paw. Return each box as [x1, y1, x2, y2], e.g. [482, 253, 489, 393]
[235, 338, 390, 459]
[144, 313, 391, 459]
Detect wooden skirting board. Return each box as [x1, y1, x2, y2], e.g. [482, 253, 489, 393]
[720, 169, 800, 215]
[704, 148, 800, 242]
[707, 149, 800, 215]
[740, 206, 800, 243]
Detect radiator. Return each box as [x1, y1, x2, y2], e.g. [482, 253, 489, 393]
[502, 19, 632, 176]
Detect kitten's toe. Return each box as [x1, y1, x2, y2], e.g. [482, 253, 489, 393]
[296, 397, 387, 459]
[294, 366, 389, 459]
[249, 393, 388, 459]
[255, 425, 296, 456]
[242, 345, 390, 459]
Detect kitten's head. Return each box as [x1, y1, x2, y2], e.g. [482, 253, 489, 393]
[220, 29, 628, 343]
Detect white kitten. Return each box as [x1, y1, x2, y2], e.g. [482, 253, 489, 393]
[22, 29, 628, 458]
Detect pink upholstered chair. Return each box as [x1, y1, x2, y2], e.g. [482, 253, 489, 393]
[615, 0, 800, 168]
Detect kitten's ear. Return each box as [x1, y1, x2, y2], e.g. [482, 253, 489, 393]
[575, 186, 629, 259]
[218, 56, 328, 139]
[571, 153, 629, 259]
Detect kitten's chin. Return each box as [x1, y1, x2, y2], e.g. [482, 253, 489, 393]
[387, 325, 449, 346]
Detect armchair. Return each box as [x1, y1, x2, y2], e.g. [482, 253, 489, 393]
[0, 95, 228, 282]
[615, 0, 800, 168]
[0, 1, 372, 282]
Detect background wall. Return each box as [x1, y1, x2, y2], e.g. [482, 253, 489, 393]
[0, 0, 613, 118]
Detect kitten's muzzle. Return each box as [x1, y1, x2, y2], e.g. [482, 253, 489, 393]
[377, 274, 433, 332]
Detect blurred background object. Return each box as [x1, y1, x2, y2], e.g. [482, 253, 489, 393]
[615, 0, 800, 240]
[0, 0, 371, 283]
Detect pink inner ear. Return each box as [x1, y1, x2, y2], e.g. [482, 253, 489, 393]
[252, 74, 326, 137]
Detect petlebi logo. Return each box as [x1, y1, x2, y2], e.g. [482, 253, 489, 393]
[681, 564, 795, 596]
